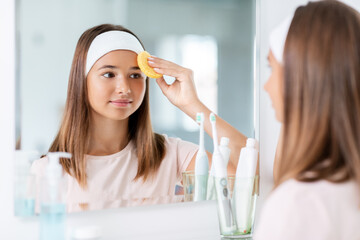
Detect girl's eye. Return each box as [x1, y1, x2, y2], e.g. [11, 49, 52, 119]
[103, 72, 115, 78]
[130, 73, 143, 79]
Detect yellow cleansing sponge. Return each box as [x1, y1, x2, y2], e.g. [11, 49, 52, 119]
[137, 51, 163, 79]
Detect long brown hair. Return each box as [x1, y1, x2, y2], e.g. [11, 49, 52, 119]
[49, 24, 166, 188]
[275, 1, 360, 188]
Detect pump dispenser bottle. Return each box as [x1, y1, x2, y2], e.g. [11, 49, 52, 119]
[40, 152, 71, 240]
[14, 150, 39, 217]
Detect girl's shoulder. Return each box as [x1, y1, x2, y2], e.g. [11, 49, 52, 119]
[255, 179, 360, 240]
[160, 134, 198, 173]
[161, 134, 199, 154]
[269, 178, 358, 203]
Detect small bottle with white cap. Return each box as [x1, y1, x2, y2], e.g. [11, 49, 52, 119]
[232, 138, 258, 235]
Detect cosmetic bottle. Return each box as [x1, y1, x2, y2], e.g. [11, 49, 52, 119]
[40, 152, 71, 240]
[232, 138, 258, 234]
[14, 150, 39, 217]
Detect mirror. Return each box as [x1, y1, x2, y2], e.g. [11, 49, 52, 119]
[15, 0, 257, 213]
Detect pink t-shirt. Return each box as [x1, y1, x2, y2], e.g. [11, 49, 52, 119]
[254, 179, 360, 240]
[31, 135, 198, 212]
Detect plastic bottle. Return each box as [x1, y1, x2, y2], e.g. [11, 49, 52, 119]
[40, 152, 71, 240]
[14, 150, 39, 217]
[232, 138, 258, 234]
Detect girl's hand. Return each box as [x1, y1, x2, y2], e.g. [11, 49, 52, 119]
[147, 56, 200, 110]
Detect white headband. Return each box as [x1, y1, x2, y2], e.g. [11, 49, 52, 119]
[85, 30, 145, 75]
[269, 16, 293, 64]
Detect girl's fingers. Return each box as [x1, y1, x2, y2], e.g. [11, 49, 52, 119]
[148, 57, 182, 70]
[155, 77, 170, 95]
[149, 60, 192, 81]
[152, 67, 185, 80]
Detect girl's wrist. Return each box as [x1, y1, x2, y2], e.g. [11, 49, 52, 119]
[180, 99, 208, 121]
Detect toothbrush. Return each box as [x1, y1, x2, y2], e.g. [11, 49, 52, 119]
[207, 138, 231, 201]
[206, 161, 216, 200]
[194, 112, 209, 201]
[209, 113, 236, 234]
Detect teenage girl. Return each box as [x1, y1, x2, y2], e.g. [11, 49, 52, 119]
[31, 24, 247, 212]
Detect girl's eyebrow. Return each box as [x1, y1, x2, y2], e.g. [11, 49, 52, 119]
[97, 65, 118, 71]
[97, 66, 141, 71]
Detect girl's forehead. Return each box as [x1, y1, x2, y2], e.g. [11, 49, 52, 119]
[95, 50, 138, 66]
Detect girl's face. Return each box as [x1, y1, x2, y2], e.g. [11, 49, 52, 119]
[87, 50, 146, 122]
[264, 50, 284, 122]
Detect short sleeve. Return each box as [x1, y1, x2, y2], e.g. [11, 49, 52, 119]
[175, 138, 198, 179]
[254, 180, 334, 240]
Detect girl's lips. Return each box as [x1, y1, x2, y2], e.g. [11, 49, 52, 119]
[110, 99, 133, 107]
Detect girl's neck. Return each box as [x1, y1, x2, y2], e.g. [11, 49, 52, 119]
[87, 114, 130, 156]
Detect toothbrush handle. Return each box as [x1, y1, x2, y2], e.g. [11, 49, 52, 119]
[194, 175, 208, 201]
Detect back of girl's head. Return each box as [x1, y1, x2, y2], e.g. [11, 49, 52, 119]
[276, 1, 360, 187]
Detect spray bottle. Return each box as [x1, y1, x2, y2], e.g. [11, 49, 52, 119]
[40, 152, 71, 240]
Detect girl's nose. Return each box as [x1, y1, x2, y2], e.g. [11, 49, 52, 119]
[115, 76, 131, 94]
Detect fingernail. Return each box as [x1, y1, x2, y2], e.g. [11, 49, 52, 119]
[153, 68, 160, 73]
[148, 60, 155, 65]
[148, 57, 155, 61]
